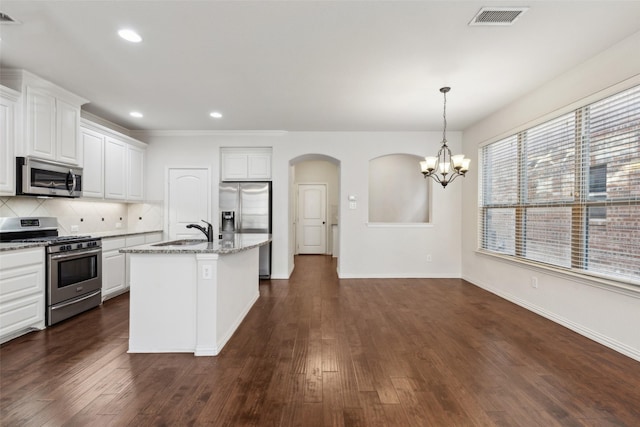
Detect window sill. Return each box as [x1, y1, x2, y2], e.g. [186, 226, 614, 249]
[475, 249, 640, 298]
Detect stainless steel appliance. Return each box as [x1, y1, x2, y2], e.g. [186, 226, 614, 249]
[219, 182, 272, 278]
[0, 217, 101, 325]
[16, 156, 83, 198]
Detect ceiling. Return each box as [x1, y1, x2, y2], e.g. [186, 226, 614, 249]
[1, 1, 639, 132]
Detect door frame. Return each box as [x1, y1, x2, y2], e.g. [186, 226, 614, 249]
[295, 182, 329, 255]
[164, 166, 211, 240]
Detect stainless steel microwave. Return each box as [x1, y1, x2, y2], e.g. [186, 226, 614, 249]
[16, 157, 83, 198]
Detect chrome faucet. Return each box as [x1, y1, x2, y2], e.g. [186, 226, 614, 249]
[186, 220, 214, 242]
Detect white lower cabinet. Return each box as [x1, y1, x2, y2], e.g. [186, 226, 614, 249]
[102, 232, 164, 301]
[102, 238, 127, 300]
[0, 247, 46, 343]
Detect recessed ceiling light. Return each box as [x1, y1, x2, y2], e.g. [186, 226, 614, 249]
[129, 111, 143, 118]
[210, 112, 223, 119]
[118, 29, 142, 43]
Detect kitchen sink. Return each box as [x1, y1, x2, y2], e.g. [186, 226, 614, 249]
[152, 239, 207, 247]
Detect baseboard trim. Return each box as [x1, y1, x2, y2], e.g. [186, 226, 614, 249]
[215, 292, 259, 353]
[337, 272, 460, 279]
[462, 274, 640, 363]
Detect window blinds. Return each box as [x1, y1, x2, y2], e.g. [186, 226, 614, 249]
[480, 85, 640, 285]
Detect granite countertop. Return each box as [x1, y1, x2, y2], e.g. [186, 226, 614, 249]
[119, 233, 272, 255]
[0, 229, 164, 252]
[0, 241, 49, 252]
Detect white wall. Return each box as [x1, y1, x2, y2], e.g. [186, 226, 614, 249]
[461, 30, 640, 361]
[142, 131, 463, 280]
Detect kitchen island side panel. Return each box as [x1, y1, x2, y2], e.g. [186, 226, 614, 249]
[128, 254, 197, 353]
[215, 247, 260, 352]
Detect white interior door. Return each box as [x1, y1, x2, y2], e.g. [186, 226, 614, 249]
[168, 168, 210, 240]
[297, 184, 327, 254]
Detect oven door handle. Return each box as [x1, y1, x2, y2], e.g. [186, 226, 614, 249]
[50, 247, 102, 260]
[50, 289, 101, 310]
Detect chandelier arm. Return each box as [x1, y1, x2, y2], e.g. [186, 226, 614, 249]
[428, 173, 443, 185]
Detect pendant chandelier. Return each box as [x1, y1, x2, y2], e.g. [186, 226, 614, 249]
[420, 87, 470, 188]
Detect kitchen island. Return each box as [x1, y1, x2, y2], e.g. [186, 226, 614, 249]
[120, 233, 271, 356]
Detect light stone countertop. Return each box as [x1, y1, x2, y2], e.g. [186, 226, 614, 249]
[0, 229, 164, 252]
[0, 241, 48, 252]
[119, 233, 271, 255]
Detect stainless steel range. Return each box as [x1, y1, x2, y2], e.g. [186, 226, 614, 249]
[0, 217, 102, 325]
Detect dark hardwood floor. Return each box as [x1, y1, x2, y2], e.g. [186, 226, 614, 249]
[1, 255, 639, 426]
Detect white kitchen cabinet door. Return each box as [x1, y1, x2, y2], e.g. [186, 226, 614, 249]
[25, 86, 57, 161]
[104, 137, 127, 200]
[247, 153, 271, 179]
[0, 86, 18, 195]
[221, 152, 249, 180]
[102, 237, 126, 300]
[127, 145, 145, 201]
[0, 247, 46, 344]
[56, 98, 81, 164]
[102, 250, 126, 299]
[80, 127, 104, 198]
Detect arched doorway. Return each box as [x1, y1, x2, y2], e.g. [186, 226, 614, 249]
[289, 154, 341, 272]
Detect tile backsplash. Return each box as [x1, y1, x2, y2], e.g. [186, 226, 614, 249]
[0, 197, 163, 235]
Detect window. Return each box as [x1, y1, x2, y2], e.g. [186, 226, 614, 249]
[369, 154, 430, 223]
[480, 85, 640, 285]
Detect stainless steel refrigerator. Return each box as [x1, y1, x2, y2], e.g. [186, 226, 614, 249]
[219, 181, 272, 278]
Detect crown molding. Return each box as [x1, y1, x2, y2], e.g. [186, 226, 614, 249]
[129, 129, 288, 139]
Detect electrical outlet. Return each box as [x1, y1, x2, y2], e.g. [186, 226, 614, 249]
[426, 254, 432, 262]
[202, 265, 212, 280]
[115, 222, 122, 229]
[531, 276, 539, 289]
[70, 225, 79, 232]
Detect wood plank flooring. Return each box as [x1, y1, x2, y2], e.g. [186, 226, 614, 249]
[1, 255, 639, 426]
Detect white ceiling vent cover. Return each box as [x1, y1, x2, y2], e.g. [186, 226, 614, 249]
[469, 7, 529, 26]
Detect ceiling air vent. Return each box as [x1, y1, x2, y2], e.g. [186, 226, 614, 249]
[0, 12, 20, 24]
[469, 7, 529, 26]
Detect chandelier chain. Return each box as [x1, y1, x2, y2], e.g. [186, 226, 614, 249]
[442, 90, 447, 144]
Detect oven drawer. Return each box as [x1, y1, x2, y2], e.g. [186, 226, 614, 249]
[48, 290, 101, 325]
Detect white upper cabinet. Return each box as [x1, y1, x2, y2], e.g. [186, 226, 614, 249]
[80, 118, 147, 202]
[127, 144, 145, 201]
[1, 70, 87, 165]
[56, 98, 81, 164]
[104, 137, 127, 200]
[79, 126, 104, 198]
[24, 87, 56, 160]
[0, 85, 19, 196]
[221, 147, 272, 181]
